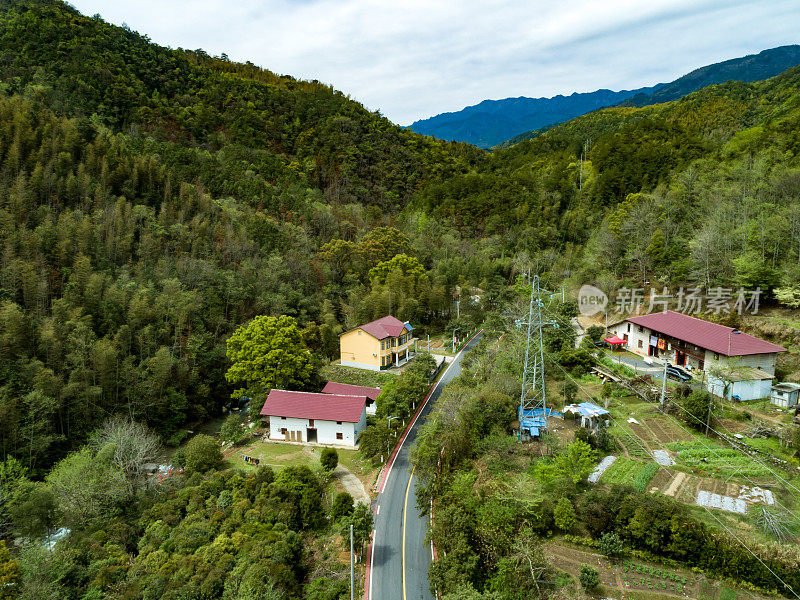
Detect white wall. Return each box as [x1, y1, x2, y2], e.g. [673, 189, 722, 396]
[267, 408, 366, 447]
[704, 351, 776, 376]
[707, 375, 772, 401]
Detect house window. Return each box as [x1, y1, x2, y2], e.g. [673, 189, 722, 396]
[627, 323, 631, 332]
[281, 428, 287, 435]
[281, 416, 286, 420]
[309, 419, 315, 427]
[713, 353, 719, 360]
[381, 340, 385, 350]
[638, 340, 643, 349]
[638, 325, 643, 332]
[336, 421, 342, 425]
[336, 433, 343, 440]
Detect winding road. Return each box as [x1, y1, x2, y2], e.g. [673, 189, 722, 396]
[369, 331, 483, 600]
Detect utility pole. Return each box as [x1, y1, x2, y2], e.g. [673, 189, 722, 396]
[660, 359, 668, 410]
[705, 392, 713, 436]
[456, 299, 460, 319]
[350, 524, 354, 600]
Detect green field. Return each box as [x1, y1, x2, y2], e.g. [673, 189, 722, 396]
[601, 457, 659, 491]
[666, 440, 773, 479]
[320, 363, 397, 388]
[225, 440, 367, 476]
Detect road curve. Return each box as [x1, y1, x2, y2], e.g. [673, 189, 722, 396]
[369, 332, 483, 600]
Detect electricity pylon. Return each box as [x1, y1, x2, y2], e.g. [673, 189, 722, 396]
[518, 275, 556, 440]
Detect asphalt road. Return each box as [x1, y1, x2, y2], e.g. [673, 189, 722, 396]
[369, 332, 483, 600]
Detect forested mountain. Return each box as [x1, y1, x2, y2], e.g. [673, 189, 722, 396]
[413, 66, 800, 327]
[410, 44, 800, 148]
[2, 1, 800, 598]
[0, 0, 491, 474]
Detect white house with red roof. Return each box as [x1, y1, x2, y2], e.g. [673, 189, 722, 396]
[609, 310, 786, 401]
[260, 390, 367, 446]
[322, 381, 381, 415]
[339, 315, 416, 371]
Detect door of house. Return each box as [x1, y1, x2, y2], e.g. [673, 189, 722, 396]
[676, 351, 686, 366]
[306, 428, 317, 443]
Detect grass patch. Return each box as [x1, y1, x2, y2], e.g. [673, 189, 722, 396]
[601, 457, 658, 490]
[320, 364, 396, 388]
[666, 440, 773, 479]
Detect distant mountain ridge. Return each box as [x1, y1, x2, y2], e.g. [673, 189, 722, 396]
[409, 45, 800, 148]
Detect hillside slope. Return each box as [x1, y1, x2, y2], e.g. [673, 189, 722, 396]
[410, 45, 800, 148]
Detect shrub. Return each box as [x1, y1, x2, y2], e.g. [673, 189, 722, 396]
[554, 497, 576, 531]
[579, 564, 600, 590]
[320, 447, 339, 471]
[598, 532, 624, 557]
[219, 414, 244, 445]
[183, 434, 223, 473]
[330, 492, 354, 521]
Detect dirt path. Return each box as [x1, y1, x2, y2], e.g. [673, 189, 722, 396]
[664, 471, 687, 497]
[333, 463, 371, 505]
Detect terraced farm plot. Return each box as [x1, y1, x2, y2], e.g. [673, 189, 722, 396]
[642, 417, 695, 444]
[618, 433, 648, 457]
[601, 457, 660, 491]
[667, 441, 773, 480]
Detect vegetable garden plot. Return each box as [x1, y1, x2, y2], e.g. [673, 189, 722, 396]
[643, 417, 695, 443]
[601, 457, 659, 492]
[667, 441, 773, 480]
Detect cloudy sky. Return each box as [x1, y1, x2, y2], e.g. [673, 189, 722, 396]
[70, 0, 799, 125]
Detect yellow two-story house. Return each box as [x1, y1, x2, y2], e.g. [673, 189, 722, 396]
[340, 315, 415, 371]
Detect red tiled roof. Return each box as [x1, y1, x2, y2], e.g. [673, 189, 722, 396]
[322, 382, 381, 402]
[358, 315, 409, 340]
[260, 390, 366, 423]
[626, 311, 786, 357]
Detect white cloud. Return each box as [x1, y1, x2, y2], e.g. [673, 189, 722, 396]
[69, 0, 800, 124]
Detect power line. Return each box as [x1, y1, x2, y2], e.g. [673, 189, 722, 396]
[540, 303, 800, 503]
[542, 353, 800, 599]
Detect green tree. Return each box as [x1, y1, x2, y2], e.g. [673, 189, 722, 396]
[45, 447, 129, 527]
[579, 564, 600, 590]
[586, 325, 605, 342]
[560, 380, 578, 404]
[340, 503, 373, 554]
[330, 492, 354, 521]
[226, 315, 316, 407]
[0, 540, 21, 600]
[598, 532, 624, 557]
[183, 434, 223, 473]
[10, 482, 59, 541]
[682, 390, 717, 432]
[534, 440, 598, 486]
[320, 447, 339, 472]
[554, 497, 576, 531]
[369, 254, 426, 285]
[219, 414, 244, 445]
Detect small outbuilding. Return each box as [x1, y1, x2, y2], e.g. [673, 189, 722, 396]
[771, 382, 800, 409]
[563, 402, 610, 429]
[707, 367, 773, 402]
[322, 381, 381, 415]
[260, 390, 367, 447]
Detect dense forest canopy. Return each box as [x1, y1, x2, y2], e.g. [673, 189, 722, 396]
[2, 1, 800, 598]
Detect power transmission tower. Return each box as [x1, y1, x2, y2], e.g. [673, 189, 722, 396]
[518, 275, 556, 440]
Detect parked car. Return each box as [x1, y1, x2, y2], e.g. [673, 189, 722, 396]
[666, 364, 692, 383]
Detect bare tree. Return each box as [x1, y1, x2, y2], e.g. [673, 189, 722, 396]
[90, 417, 162, 492]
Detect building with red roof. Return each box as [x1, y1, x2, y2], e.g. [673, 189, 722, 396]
[339, 315, 416, 371]
[609, 310, 786, 401]
[321, 381, 381, 415]
[260, 390, 367, 446]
